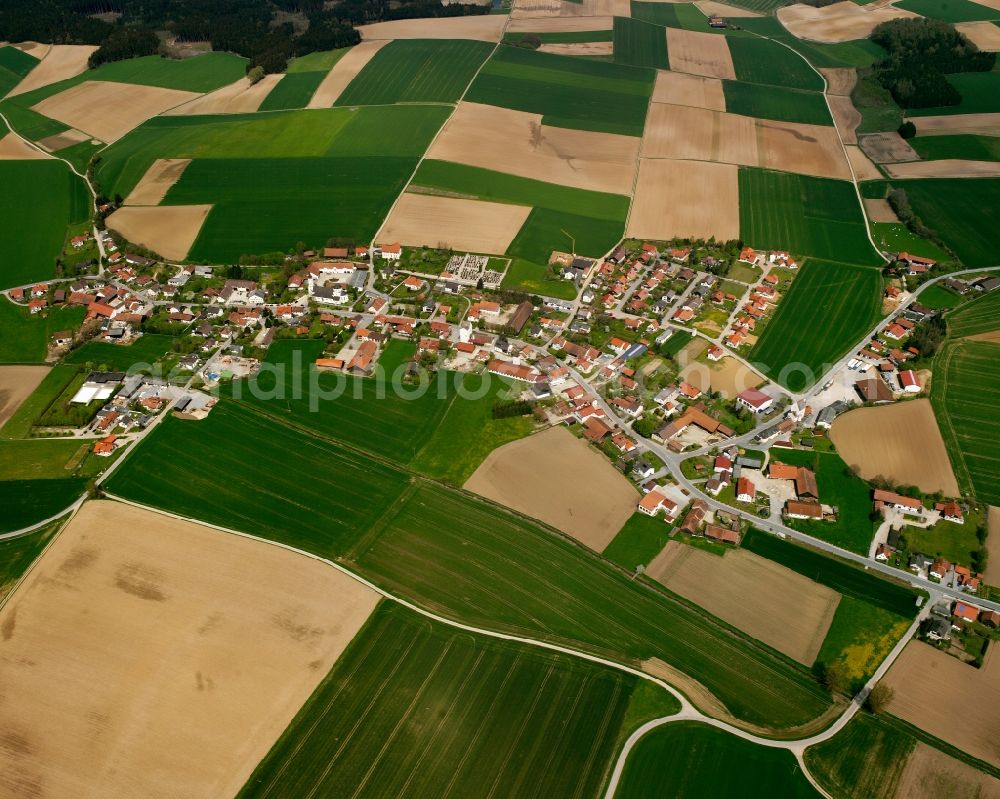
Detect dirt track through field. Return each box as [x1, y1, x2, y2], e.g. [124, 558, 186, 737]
[124, 158, 192, 206]
[647, 543, 840, 665]
[884, 641, 1000, 767]
[8, 44, 96, 97]
[986, 507, 1000, 585]
[426, 102, 640, 195]
[0, 133, 49, 160]
[652, 71, 726, 111]
[910, 113, 1000, 137]
[538, 41, 614, 55]
[829, 399, 960, 495]
[956, 20, 1000, 50]
[307, 40, 389, 107]
[896, 743, 1000, 799]
[166, 75, 283, 115]
[358, 15, 507, 41]
[778, 1, 916, 43]
[33, 81, 199, 143]
[106, 205, 212, 261]
[380, 192, 531, 254]
[464, 425, 638, 551]
[0, 500, 380, 799]
[679, 356, 764, 399]
[885, 159, 1000, 179]
[628, 158, 740, 241]
[0, 365, 49, 428]
[667, 28, 735, 80]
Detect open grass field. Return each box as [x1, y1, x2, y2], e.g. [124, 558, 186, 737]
[945, 286, 1000, 338]
[0, 437, 103, 480]
[104, 401, 411, 559]
[613, 16, 669, 70]
[870, 222, 952, 262]
[602, 512, 673, 572]
[0, 500, 379, 799]
[509, 206, 626, 263]
[0, 301, 84, 364]
[749, 259, 882, 392]
[335, 39, 493, 105]
[910, 134, 1000, 162]
[257, 72, 326, 111]
[0, 477, 87, 533]
[723, 80, 832, 126]
[465, 44, 654, 136]
[239, 601, 639, 799]
[0, 46, 39, 97]
[0, 365, 80, 438]
[615, 722, 821, 798]
[0, 160, 90, 286]
[897, 0, 999, 22]
[741, 528, 920, 616]
[501, 257, 580, 300]
[916, 282, 965, 310]
[0, 517, 60, 603]
[932, 339, 1000, 505]
[727, 36, 824, 92]
[63, 333, 176, 371]
[69, 52, 247, 93]
[739, 169, 879, 265]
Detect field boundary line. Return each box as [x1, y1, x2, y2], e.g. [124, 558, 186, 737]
[0, 505, 80, 617]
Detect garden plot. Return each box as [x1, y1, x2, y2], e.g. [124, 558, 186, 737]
[666, 27, 736, 79]
[778, 1, 917, 44]
[123, 158, 192, 206]
[8, 44, 96, 97]
[307, 41, 389, 107]
[105, 205, 212, 261]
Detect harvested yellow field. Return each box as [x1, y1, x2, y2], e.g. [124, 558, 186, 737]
[667, 28, 735, 79]
[507, 15, 613, 31]
[628, 158, 740, 241]
[426, 102, 639, 195]
[955, 21, 1000, 50]
[166, 75, 283, 115]
[538, 41, 614, 55]
[36, 127, 91, 152]
[820, 68, 857, 96]
[884, 642, 1000, 767]
[0, 365, 49, 428]
[511, 0, 629, 18]
[885, 159, 1000, 178]
[0, 501, 380, 799]
[357, 15, 507, 41]
[695, 0, 762, 17]
[124, 158, 192, 206]
[829, 399, 959, 495]
[8, 44, 97, 97]
[847, 145, 884, 181]
[680, 356, 764, 399]
[864, 198, 899, 223]
[986, 507, 1000, 585]
[0, 133, 48, 160]
[307, 40, 389, 107]
[911, 113, 1000, 137]
[105, 205, 212, 261]
[896, 743, 1000, 799]
[379, 192, 531, 254]
[759, 119, 852, 179]
[13, 41, 51, 58]
[32, 81, 199, 143]
[829, 95, 860, 144]
[971, 0, 1000, 11]
[464, 426, 638, 552]
[651, 70, 726, 111]
[647, 543, 840, 665]
[778, 1, 916, 44]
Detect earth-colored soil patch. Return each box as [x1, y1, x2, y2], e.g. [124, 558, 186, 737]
[0, 500, 380, 799]
[680, 356, 764, 399]
[666, 27, 736, 80]
[13, 42, 51, 58]
[695, 0, 762, 17]
[464, 425, 638, 551]
[969, 330, 1000, 344]
[829, 399, 960, 496]
[956, 20, 1000, 50]
[651, 70, 726, 111]
[971, 0, 1000, 12]
[864, 198, 899, 222]
[307, 40, 389, 108]
[884, 159, 1000, 178]
[357, 15, 507, 41]
[537, 41, 614, 55]
[846, 144, 885, 180]
[165, 75, 283, 116]
[646, 543, 840, 665]
[0, 133, 48, 160]
[105, 204, 212, 261]
[426, 101, 639, 195]
[896, 743, 1000, 799]
[885, 641, 1000, 767]
[32, 80, 199, 143]
[380, 192, 531, 254]
[628, 158, 740, 240]
[36, 128, 90, 152]
[860, 131, 919, 163]
[910, 113, 1000, 136]
[759, 119, 851, 179]
[8, 44, 96, 97]
[777, 1, 916, 44]
[124, 158, 192, 206]
[829, 95, 861, 144]
[511, 0, 630, 18]
[820, 68, 857, 97]
[986, 506, 1000, 584]
[0, 365, 49, 428]
[507, 15, 614, 31]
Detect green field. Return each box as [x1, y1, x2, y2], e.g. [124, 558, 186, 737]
[916, 283, 964, 311]
[504, 30, 614, 44]
[0, 517, 60, 601]
[0, 45, 38, 96]
[739, 169, 880, 265]
[723, 80, 832, 125]
[892, 178, 1000, 267]
[287, 48, 349, 73]
[805, 714, 913, 799]
[715, 0, 790, 10]
[909, 71, 1000, 117]
[615, 722, 820, 798]
[613, 16, 669, 70]
[63, 333, 176, 371]
[742, 528, 920, 616]
[737, 17, 884, 69]
[897, 0, 999, 22]
[465, 45, 653, 136]
[932, 339, 1000, 505]
[910, 134, 1000, 162]
[240, 601, 647, 799]
[0, 437, 101, 480]
[727, 37, 823, 92]
[814, 597, 911, 692]
[257, 72, 327, 111]
[602, 513, 673, 572]
[508, 205, 625, 264]
[870, 222, 951, 262]
[0, 160, 91, 286]
[0, 302, 86, 364]
[749, 260, 883, 392]
[0, 478, 87, 533]
[335, 39, 494, 105]
[501, 258, 579, 299]
[945, 287, 1000, 337]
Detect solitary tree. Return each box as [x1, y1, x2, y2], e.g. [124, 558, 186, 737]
[866, 682, 895, 714]
[247, 65, 265, 85]
[820, 662, 848, 695]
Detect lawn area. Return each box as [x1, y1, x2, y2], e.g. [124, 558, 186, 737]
[805, 714, 914, 799]
[335, 39, 494, 105]
[903, 506, 984, 566]
[465, 44, 654, 137]
[501, 258, 579, 299]
[870, 222, 951, 262]
[615, 722, 820, 798]
[0, 478, 87, 533]
[0, 517, 60, 602]
[613, 16, 669, 70]
[349, 482, 832, 730]
[931, 340, 1000, 505]
[104, 401, 411, 559]
[943, 283, 1000, 338]
[239, 601, 641, 799]
[742, 528, 921, 616]
[727, 36, 823, 92]
[602, 512, 673, 572]
[63, 333, 176, 371]
[909, 134, 1000, 162]
[0, 160, 91, 286]
[723, 81, 832, 125]
[0, 302, 85, 364]
[748, 260, 883, 392]
[915, 283, 964, 311]
[897, 0, 999, 22]
[739, 169, 880, 265]
[0, 438, 99, 480]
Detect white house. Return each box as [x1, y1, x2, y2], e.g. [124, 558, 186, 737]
[736, 388, 773, 414]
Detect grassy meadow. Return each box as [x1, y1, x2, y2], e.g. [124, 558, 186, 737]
[910, 134, 1000, 162]
[870, 222, 951, 262]
[259, 48, 349, 111]
[602, 512, 673, 572]
[814, 597, 911, 692]
[613, 17, 669, 70]
[0, 302, 85, 364]
[727, 36, 824, 92]
[723, 81, 832, 125]
[63, 333, 176, 372]
[945, 288, 1000, 338]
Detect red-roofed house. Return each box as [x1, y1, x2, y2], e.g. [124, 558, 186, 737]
[736, 388, 773, 414]
[953, 602, 979, 625]
[736, 478, 756, 503]
[898, 370, 920, 393]
[378, 242, 401, 261]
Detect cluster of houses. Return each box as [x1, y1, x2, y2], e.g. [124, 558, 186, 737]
[723, 247, 795, 350]
[848, 312, 925, 403]
[924, 599, 998, 647]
